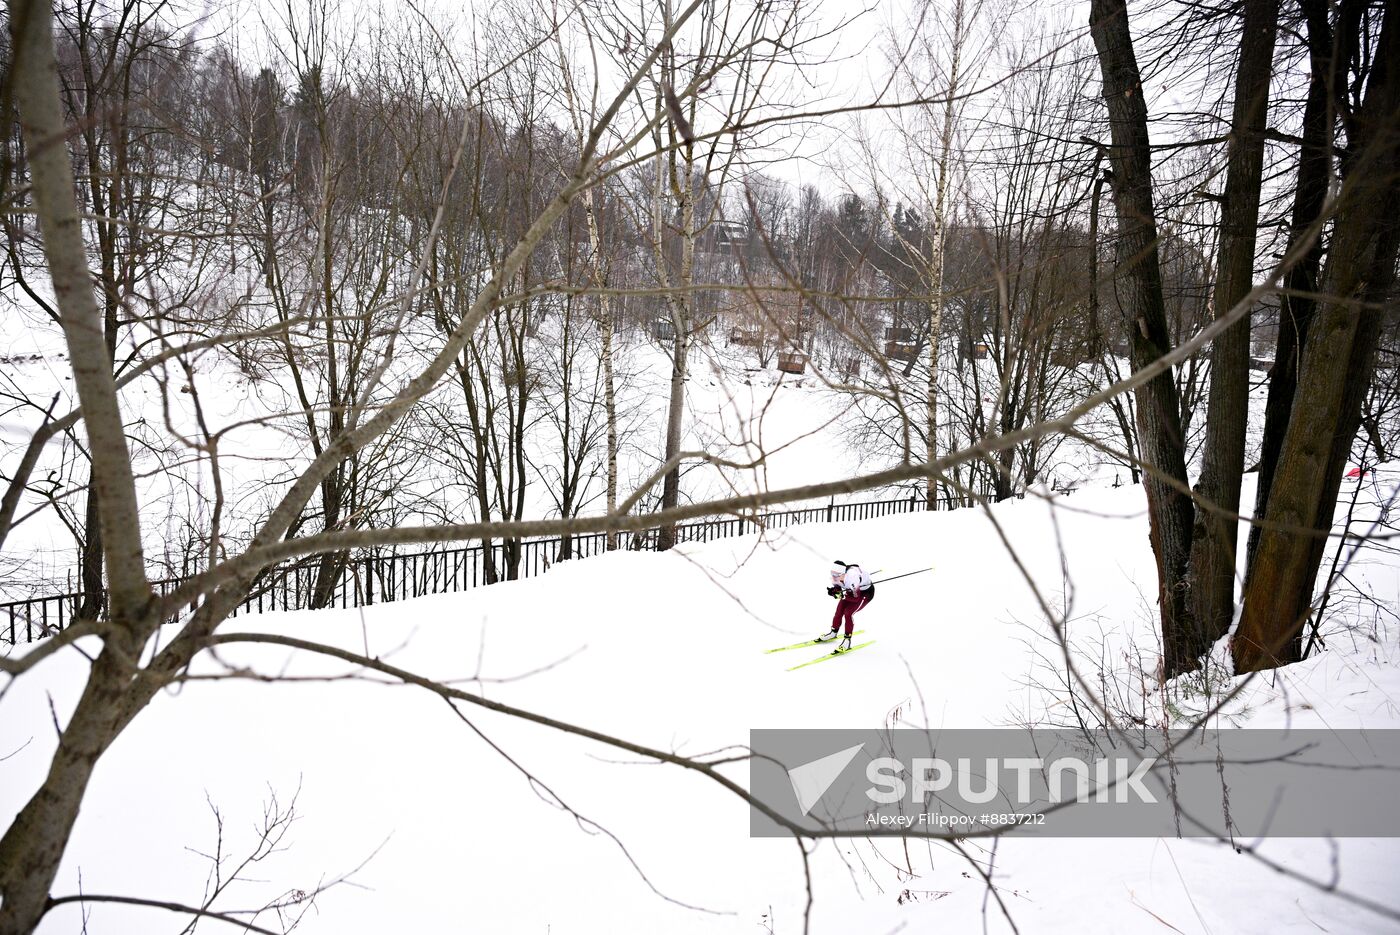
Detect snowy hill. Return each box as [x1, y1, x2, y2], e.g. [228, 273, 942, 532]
[3, 479, 1397, 933]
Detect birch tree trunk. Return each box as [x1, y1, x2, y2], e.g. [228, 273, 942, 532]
[924, 0, 967, 511]
[583, 187, 620, 550]
[653, 26, 697, 552]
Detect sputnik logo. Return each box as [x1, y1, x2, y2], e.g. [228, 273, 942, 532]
[787, 743, 865, 816]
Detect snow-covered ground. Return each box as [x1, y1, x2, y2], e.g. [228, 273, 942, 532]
[4, 472, 1397, 933]
[5, 257, 1397, 932]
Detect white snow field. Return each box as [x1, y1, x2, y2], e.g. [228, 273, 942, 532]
[4, 472, 1399, 934]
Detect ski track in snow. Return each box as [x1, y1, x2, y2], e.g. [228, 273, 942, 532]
[3, 477, 1398, 933]
[4, 290, 1398, 931]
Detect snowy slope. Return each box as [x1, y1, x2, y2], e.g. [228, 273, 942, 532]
[3, 477, 1398, 933]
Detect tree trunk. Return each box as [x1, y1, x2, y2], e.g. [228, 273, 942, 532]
[1235, 0, 1400, 670]
[994, 448, 1014, 502]
[657, 321, 688, 551]
[1235, 0, 1400, 672]
[603, 306, 619, 551]
[309, 471, 345, 608]
[1359, 396, 1390, 463]
[654, 88, 695, 552]
[1186, 0, 1278, 645]
[0, 649, 150, 934]
[6, 0, 148, 614]
[0, 1, 152, 927]
[1088, 167, 1107, 358]
[583, 188, 620, 551]
[925, 0, 967, 510]
[1246, 0, 1334, 572]
[71, 22, 133, 625]
[1089, 0, 1199, 676]
[76, 486, 104, 619]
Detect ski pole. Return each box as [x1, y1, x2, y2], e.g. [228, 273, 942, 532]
[872, 566, 934, 585]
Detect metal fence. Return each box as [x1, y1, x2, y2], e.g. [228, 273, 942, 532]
[2, 493, 944, 644]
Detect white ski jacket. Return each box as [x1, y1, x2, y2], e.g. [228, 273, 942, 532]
[838, 564, 872, 595]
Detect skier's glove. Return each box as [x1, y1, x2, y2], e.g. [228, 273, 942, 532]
[826, 585, 842, 598]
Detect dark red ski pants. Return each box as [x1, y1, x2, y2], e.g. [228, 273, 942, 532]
[831, 591, 871, 636]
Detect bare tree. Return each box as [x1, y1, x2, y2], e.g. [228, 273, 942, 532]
[1087, 0, 1198, 676]
[0, 0, 722, 923]
[1186, 0, 1278, 649]
[1234, 0, 1400, 671]
[627, 0, 802, 550]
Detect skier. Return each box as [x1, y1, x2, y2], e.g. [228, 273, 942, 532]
[817, 559, 874, 651]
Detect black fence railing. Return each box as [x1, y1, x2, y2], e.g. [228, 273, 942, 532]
[2, 493, 949, 644]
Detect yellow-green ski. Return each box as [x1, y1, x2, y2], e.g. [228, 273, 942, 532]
[764, 630, 865, 654]
[787, 641, 876, 671]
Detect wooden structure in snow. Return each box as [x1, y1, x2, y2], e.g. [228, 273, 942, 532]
[885, 340, 917, 362]
[729, 326, 762, 346]
[777, 349, 808, 374]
